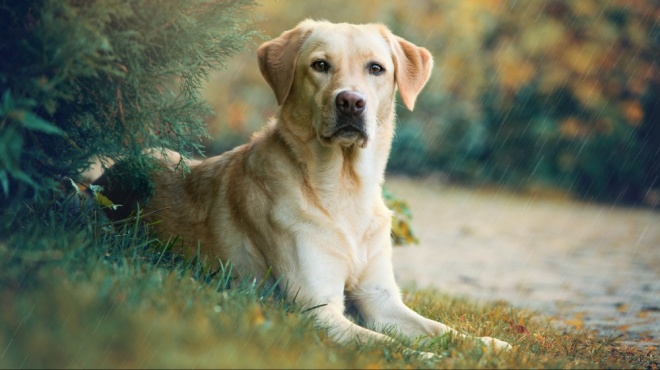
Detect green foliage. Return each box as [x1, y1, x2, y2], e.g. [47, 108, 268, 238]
[0, 0, 257, 203]
[383, 188, 419, 246]
[390, 92, 489, 182]
[478, 82, 653, 203]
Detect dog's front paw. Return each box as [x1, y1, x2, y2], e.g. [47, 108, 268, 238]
[478, 336, 512, 351]
[402, 348, 442, 361]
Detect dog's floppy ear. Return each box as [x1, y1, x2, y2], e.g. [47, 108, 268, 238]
[389, 34, 434, 111]
[257, 25, 310, 106]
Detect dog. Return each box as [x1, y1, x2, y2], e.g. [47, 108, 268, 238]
[95, 20, 511, 353]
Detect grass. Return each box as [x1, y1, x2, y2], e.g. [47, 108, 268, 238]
[0, 197, 657, 369]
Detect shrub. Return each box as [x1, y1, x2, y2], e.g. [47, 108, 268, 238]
[0, 0, 257, 204]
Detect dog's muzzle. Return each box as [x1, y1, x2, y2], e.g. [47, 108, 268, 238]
[322, 90, 369, 147]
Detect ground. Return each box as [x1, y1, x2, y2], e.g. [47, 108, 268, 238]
[387, 175, 660, 348]
[2, 175, 658, 368]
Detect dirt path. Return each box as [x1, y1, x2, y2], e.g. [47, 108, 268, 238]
[387, 176, 660, 347]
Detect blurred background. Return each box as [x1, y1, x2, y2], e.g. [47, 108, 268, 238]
[201, 0, 659, 346]
[3, 2, 659, 366]
[203, 0, 658, 206]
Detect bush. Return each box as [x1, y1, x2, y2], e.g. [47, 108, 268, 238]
[0, 0, 257, 204]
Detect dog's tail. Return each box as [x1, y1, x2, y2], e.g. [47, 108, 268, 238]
[79, 149, 189, 222]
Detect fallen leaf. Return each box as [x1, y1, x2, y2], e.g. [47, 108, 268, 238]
[249, 306, 265, 325]
[508, 320, 530, 335]
[88, 184, 121, 210]
[615, 324, 631, 332]
[95, 192, 121, 210]
[513, 324, 530, 335]
[564, 319, 583, 330]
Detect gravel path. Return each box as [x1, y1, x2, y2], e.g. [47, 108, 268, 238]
[387, 176, 660, 347]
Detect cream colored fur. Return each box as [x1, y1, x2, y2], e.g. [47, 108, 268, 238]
[96, 20, 511, 353]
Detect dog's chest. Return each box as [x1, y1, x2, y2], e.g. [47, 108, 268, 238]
[327, 189, 383, 278]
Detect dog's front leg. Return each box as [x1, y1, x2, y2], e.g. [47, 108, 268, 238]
[285, 235, 440, 360]
[351, 233, 512, 350]
[290, 237, 394, 345]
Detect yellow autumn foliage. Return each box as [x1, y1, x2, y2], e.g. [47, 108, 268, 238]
[202, 0, 659, 204]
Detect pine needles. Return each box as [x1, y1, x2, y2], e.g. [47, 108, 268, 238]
[0, 0, 258, 203]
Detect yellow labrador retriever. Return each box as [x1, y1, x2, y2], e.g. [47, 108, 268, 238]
[97, 20, 510, 352]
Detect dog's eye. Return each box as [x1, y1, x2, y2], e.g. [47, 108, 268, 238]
[311, 60, 330, 73]
[368, 63, 385, 75]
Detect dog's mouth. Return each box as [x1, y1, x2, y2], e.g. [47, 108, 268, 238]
[321, 124, 368, 147]
[334, 124, 365, 138]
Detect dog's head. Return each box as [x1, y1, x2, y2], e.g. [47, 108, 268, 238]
[257, 20, 433, 149]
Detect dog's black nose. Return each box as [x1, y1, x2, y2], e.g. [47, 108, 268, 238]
[336, 91, 366, 116]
